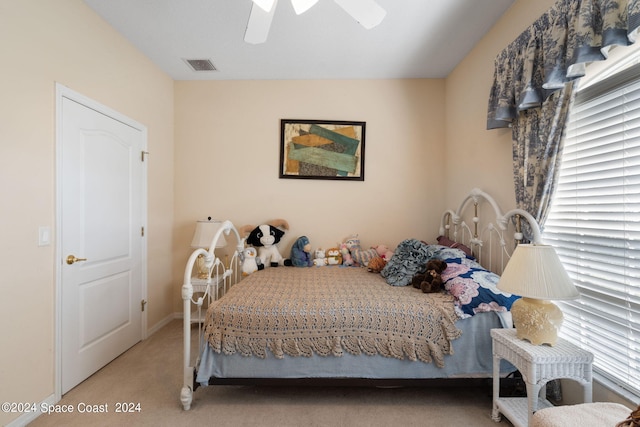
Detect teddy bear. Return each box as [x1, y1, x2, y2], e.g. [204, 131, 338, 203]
[367, 256, 387, 273]
[374, 244, 394, 261]
[339, 243, 354, 266]
[241, 219, 293, 267]
[241, 247, 263, 276]
[313, 248, 327, 266]
[290, 236, 313, 267]
[411, 259, 447, 293]
[344, 234, 378, 267]
[367, 243, 393, 273]
[326, 247, 342, 265]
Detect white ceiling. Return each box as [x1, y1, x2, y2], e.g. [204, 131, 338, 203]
[83, 0, 515, 81]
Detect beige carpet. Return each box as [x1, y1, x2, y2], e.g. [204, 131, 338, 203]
[29, 320, 509, 427]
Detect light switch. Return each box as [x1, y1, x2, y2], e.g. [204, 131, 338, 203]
[39, 226, 51, 246]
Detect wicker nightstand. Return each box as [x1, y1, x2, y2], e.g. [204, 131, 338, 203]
[491, 328, 593, 427]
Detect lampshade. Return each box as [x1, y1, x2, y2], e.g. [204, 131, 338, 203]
[497, 244, 579, 300]
[191, 218, 227, 249]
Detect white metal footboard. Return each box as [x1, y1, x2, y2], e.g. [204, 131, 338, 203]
[439, 188, 542, 274]
[180, 220, 244, 410]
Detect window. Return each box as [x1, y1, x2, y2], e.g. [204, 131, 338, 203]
[544, 63, 640, 399]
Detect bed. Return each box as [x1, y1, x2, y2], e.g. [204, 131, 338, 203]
[180, 188, 541, 410]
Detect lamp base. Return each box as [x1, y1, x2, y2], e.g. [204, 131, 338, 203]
[195, 254, 210, 280]
[511, 297, 563, 346]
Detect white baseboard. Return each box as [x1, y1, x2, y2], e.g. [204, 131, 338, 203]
[5, 394, 56, 427]
[146, 312, 179, 337]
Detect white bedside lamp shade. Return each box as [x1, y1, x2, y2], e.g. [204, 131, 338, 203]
[191, 219, 227, 249]
[498, 244, 579, 346]
[191, 218, 227, 279]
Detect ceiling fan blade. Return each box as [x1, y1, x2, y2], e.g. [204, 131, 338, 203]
[244, 0, 278, 44]
[334, 0, 386, 29]
[252, 0, 276, 13]
[291, 0, 319, 15]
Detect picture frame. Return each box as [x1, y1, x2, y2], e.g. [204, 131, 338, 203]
[279, 119, 365, 181]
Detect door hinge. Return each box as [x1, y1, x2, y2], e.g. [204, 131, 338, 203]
[141, 226, 145, 237]
[141, 151, 149, 162]
[141, 299, 147, 312]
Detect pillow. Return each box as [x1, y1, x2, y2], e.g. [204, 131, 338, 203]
[440, 255, 520, 317]
[436, 235, 474, 258]
[425, 245, 471, 262]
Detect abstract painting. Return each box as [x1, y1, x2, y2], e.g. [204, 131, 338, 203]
[279, 119, 365, 181]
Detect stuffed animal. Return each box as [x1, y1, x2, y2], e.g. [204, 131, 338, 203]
[313, 248, 327, 266]
[344, 234, 378, 267]
[242, 219, 292, 267]
[411, 259, 447, 293]
[241, 247, 263, 276]
[290, 236, 313, 267]
[367, 256, 386, 273]
[339, 243, 354, 266]
[326, 247, 342, 265]
[374, 244, 394, 261]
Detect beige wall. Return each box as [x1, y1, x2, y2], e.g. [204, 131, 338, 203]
[0, 1, 174, 425]
[173, 79, 446, 304]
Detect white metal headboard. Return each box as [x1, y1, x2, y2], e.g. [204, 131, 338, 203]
[439, 188, 541, 275]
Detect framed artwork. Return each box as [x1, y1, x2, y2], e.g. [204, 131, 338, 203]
[279, 119, 365, 181]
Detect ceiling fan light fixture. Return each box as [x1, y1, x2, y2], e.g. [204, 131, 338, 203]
[291, 0, 319, 15]
[252, 0, 276, 13]
[334, 0, 386, 29]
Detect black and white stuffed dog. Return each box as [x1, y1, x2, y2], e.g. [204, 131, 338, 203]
[242, 219, 292, 268]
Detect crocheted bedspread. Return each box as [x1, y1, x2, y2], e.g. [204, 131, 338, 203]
[203, 267, 462, 367]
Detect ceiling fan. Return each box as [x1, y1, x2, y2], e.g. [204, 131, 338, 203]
[244, 0, 387, 44]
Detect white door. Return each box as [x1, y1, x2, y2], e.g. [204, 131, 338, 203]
[58, 87, 146, 394]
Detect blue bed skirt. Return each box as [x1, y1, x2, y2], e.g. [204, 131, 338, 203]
[196, 311, 514, 385]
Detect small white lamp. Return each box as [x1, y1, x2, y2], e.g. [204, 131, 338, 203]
[190, 218, 227, 279]
[497, 244, 579, 346]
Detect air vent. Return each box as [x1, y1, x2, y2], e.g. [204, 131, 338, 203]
[184, 59, 217, 72]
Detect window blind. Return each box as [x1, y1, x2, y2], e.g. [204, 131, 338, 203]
[544, 64, 640, 399]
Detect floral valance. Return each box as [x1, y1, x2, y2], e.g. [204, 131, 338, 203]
[487, 0, 640, 129]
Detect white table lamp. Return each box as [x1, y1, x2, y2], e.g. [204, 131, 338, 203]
[497, 244, 579, 346]
[191, 218, 227, 279]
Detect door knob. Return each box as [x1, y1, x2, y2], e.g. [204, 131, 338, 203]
[66, 255, 87, 265]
